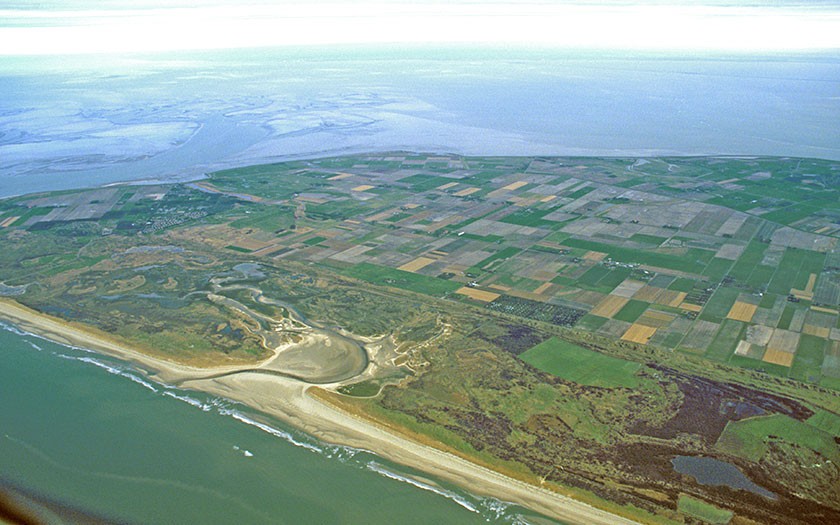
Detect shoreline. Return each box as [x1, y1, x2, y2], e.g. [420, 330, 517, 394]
[0, 299, 639, 525]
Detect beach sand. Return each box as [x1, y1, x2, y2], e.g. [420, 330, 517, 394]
[0, 299, 639, 525]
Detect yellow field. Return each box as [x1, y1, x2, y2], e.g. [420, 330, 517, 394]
[679, 302, 703, 313]
[583, 251, 607, 262]
[540, 195, 557, 203]
[502, 181, 528, 191]
[802, 324, 831, 338]
[590, 295, 630, 318]
[453, 187, 480, 197]
[762, 348, 795, 367]
[0, 216, 19, 228]
[621, 324, 657, 344]
[811, 305, 840, 315]
[351, 185, 374, 192]
[398, 256, 436, 273]
[437, 182, 458, 190]
[456, 287, 501, 302]
[328, 173, 352, 180]
[727, 301, 758, 323]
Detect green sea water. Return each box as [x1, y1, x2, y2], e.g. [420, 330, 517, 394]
[0, 323, 549, 524]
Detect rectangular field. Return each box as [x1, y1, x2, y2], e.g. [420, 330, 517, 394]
[456, 287, 501, 302]
[621, 323, 658, 344]
[590, 295, 630, 318]
[727, 301, 758, 323]
[520, 337, 640, 388]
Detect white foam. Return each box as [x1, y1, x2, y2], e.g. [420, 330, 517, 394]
[56, 354, 158, 392]
[220, 409, 323, 454]
[0, 321, 31, 337]
[365, 461, 480, 514]
[163, 391, 214, 411]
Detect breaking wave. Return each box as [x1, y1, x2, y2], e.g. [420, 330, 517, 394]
[56, 354, 159, 392]
[3, 320, 528, 523]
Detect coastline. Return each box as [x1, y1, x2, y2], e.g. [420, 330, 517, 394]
[0, 298, 639, 525]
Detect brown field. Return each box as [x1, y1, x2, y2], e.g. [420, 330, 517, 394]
[727, 301, 758, 323]
[455, 287, 501, 302]
[230, 237, 272, 251]
[802, 324, 831, 338]
[762, 348, 795, 367]
[621, 323, 658, 344]
[583, 251, 607, 261]
[533, 282, 554, 295]
[612, 279, 646, 298]
[746, 324, 774, 346]
[715, 243, 745, 260]
[637, 310, 675, 329]
[590, 295, 630, 318]
[679, 302, 703, 313]
[453, 187, 481, 197]
[660, 290, 687, 308]
[632, 286, 665, 303]
[397, 256, 436, 273]
[767, 328, 800, 354]
[351, 185, 375, 192]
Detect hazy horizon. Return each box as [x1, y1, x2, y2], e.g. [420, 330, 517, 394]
[2, 1, 839, 55]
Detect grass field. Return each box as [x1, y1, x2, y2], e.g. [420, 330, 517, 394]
[520, 337, 641, 388]
[343, 263, 461, 297]
[612, 299, 649, 323]
[716, 414, 840, 463]
[677, 495, 733, 524]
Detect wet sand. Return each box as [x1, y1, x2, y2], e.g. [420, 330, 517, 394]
[0, 299, 639, 525]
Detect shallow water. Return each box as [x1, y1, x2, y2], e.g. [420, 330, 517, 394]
[0, 324, 547, 524]
[672, 455, 776, 499]
[1, 48, 838, 198]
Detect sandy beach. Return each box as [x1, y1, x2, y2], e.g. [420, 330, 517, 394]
[0, 298, 639, 525]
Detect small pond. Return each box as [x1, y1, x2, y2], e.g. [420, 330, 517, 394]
[672, 456, 777, 500]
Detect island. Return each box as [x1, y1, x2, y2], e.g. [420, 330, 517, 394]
[1, 153, 839, 524]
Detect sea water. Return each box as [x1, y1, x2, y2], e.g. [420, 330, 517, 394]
[0, 324, 545, 524]
[1, 47, 839, 198]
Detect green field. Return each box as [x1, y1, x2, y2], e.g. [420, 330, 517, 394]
[342, 263, 461, 297]
[519, 337, 641, 388]
[716, 414, 840, 463]
[677, 495, 733, 524]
